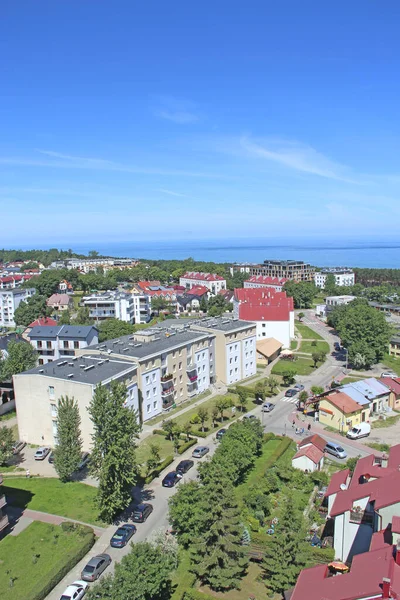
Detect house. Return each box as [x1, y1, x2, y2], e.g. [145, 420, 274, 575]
[47, 293, 74, 313]
[179, 272, 226, 295]
[292, 434, 326, 472]
[233, 287, 294, 348]
[341, 378, 390, 415]
[316, 294, 357, 318]
[0, 274, 33, 289]
[218, 289, 234, 303]
[318, 390, 370, 433]
[176, 286, 210, 314]
[28, 317, 58, 328]
[380, 377, 400, 409]
[58, 280, 74, 294]
[82, 291, 134, 323]
[389, 332, 400, 358]
[314, 268, 355, 288]
[256, 338, 282, 365]
[0, 288, 35, 328]
[243, 275, 287, 291]
[27, 325, 98, 365]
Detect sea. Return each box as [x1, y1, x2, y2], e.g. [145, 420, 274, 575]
[17, 238, 400, 269]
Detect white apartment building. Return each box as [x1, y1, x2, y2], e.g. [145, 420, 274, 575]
[27, 325, 98, 365]
[82, 292, 134, 323]
[244, 275, 287, 291]
[50, 258, 138, 273]
[180, 272, 226, 295]
[0, 288, 35, 328]
[314, 268, 355, 288]
[131, 293, 151, 324]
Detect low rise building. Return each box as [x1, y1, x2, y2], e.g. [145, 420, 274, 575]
[82, 291, 134, 323]
[0, 274, 33, 289]
[27, 325, 98, 365]
[0, 288, 35, 328]
[255, 338, 282, 365]
[292, 434, 326, 473]
[180, 272, 226, 295]
[316, 294, 357, 318]
[47, 293, 74, 313]
[380, 377, 400, 410]
[318, 390, 370, 433]
[389, 332, 400, 357]
[314, 268, 355, 288]
[243, 275, 287, 291]
[131, 293, 151, 324]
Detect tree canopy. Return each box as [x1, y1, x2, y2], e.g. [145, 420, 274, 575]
[0, 340, 37, 380]
[13, 294, 50, 327]
[53, 396, 82, 482]
[98, 318, 135, 342]
[283, 281, 317, 309]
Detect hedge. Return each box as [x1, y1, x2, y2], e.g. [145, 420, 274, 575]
[178, 438, 198, 454]
[153, 428, 169, 436]
[145, 455, 174, 484]
[30, 525, 95, 600]
[191, 429, 209, 438]
[264, 435, 293, 470]
[182, 591, 216, 600]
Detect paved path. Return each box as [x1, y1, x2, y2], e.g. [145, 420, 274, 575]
[21, 509, 106, 537]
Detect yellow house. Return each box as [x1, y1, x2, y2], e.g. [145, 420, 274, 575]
[319, 391, 370, 433]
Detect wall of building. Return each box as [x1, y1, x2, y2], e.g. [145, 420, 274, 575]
[378, 502, 400, 530]
[334, 497, 372, 561]
[140, 366, 162, 421]
[255, 320, 291, 348]
[195, 347, 210, 393]
[319, 400, 367, 433]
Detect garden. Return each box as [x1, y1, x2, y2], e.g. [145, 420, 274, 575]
[0, 520, 95, 600]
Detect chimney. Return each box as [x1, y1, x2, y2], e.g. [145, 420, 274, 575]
[382, 577, 391, 598]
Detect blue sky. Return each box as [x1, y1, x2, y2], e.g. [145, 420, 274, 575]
[2, 0, 400, 246]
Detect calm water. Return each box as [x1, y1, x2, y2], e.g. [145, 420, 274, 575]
[17, 238, 400, 268]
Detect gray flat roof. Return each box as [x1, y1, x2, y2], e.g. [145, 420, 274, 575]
[29, 325, 97, 340]
[21, 355, 136, 384]
[153, 317, 255, 333]
[90, 329, 210, 361]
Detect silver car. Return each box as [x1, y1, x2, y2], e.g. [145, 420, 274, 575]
[34, 447, 51, 460]
[81, 554, 112, 582]
[192, 446, 209, 458]
[12, 440, 26, 455]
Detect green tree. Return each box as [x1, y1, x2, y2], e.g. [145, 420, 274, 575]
[58, 309, 71, 325]
[312, 351, 326, 368]
[197, 407, 208, 432]
[311, 385, 324, 396]
[237, 389, 248, 412]
[71, 306, 93, 326]
[20, 261, 39, 271]
[297, 312, 305, 321]
[146, 443, 161, 475]
[88, 250, 99, 257]
[324, 273, 337, 295]
[266, 376, 279, 394]
[53, 396, 82, 482]
[14, 294, 49, 327]
[151, 296, 171, 314]
[190, 469, 248, 590]
[88, 382, 140, 523]
[207, 295, 230, 317]
[282, 368, 296, 386]
[169, 480, 205, 547]
[346, 455, 361, 473]
[348, 340, 376, 369]
[182, 421, 192, 440]
[162, 419, 177, 440]
[211, 406, 219, 428]
[262, 493, 308, 594]
[0, 426, 14, 465]
[199, 296, 208, 313]
[283, 281, 317, 309]
[26, 269, 64, 297]
[0, 340, 37, 380]
[98, 318, 135, 342]
[298, 390, 308, 404]
[215, 396, 232, 422]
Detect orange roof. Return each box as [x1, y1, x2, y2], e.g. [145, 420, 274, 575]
[321, 391, 362, 414]
[293, 445, 324, 465]
[299, 434, 326, 453]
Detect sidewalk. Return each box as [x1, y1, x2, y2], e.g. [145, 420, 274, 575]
[21, 508, 107, 537]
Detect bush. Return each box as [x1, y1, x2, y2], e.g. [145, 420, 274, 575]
[153, 429, 168, 436]
[247, 515, 261, 532]
[145, 455, 174, 484]
[177, 438, 198, 454]
[190, 414, 201, 425]
[191, 429, 209, 438]
[30, 528, 95, 600]
[183, 591, 217, 600]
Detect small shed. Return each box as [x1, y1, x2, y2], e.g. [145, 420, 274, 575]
[256, 337, 283, 365]
[292, 444, 324, 473]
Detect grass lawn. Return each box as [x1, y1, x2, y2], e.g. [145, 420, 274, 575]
[290, 339, 298, 350]
[341, 376, 365, 384]
[172, 394, 243, 430]
[366, 442, 391, 452]
[146, 390, 212, 426]
[372, 413, 400, 429]
[0, 409, 16, 422]
[136, 435, 175, 468]
[2, 477, 105, 526]
[382, 353, 400, 376]
[299, 340, 330, 355]
[295, 323, 323, 340]
[271, 357, 315, 377]
[0, 521, 94, 600]
[236, 438, 283, 503]
[200, 562, 271, 600]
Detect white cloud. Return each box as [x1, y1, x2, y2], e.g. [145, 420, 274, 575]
[152, 95, 201, 124]
[158, 188, 187, 197]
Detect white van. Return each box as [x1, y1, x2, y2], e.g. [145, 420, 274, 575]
[346, 422, 371, 440]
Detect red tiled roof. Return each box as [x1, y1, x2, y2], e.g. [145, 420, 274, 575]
[185, 285, 209, 297]
[388, 443, 400, 468]
[234, 287, 289, 303]
[321, 391, 363, 415]
[331, 470, 400, 517]
[380, 376, 400, 396]
[182, 272, 225, 282]
[299, 434, 326, 453]
[246, 275, 288, 285]
[293, 445, 324, 465]
[47, 294, 72, 306]
[0, 274, 33, 284]
[325, 469, 349, 497]
[28, 317, 58, 328]
[146, 290, 176, 298]
[137, 280, 162, 290]
[291, 545, 400, 600]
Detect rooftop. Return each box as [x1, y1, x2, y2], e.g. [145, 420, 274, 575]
[325, 469, 350, 497]
[27, 317, 58, 328]
[181, 271, 225, 282]
[293, 444, 324, 465]
[153, 316, 256, 334]
[379, 377, 400, 395]
[298, 434, 326, 453]
[28, 325, 97, 340]
[47, 293, 72, 306]
[321, 391, 363, 415]
[18, 355, 136, 385]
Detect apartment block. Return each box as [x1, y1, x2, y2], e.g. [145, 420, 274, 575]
[82, 291, 134, 323]
[231, 259, 315, 282]
[131, 293, 151, 324]
[314, 267, 355, 288]
[27, 325, 98, 365]
[243, 275, 287, 291]
[0, 288, 35, 328]
[180, 272, 226, 294]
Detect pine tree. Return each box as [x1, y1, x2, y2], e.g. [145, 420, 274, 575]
[262, 493, 308, 595]
[190, 468, 248, 590]
[53, 396, 82, 482]
[88, 382, 140, 523]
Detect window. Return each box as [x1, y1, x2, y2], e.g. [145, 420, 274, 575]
[179, 375, 183, 383]
[235, 344, 238, 350]
[50, 403, 57, 417]
[262, 323, 266, 328]
[179, 362, 182, 370]
[262, 332, 266, 337]
[202, 365, 206, 372]
[38, 358, 44, 365]
[229, 369, 233, 376]
[245, 351, 248, 358]
[173, 364, 176, 372]
[153, 387, 157, 396]
[229, 346, 232, 353]
[146, 376, 150, 385]
[229, 358, 232, 364]
[74, 341, 79, 349]
[146, 390, 150, 399]
[152, 373, 156, 382]
[153, 401, 157, 408]
[47, 341, 52, 349]
[147, 404, 151, 412]
[245, 340, 248, 347]
[235, 367, 238, 373]
[173, 378, 177, 385]
[202, 352, 205, 359]
[63, 341, 69, 349]
[48, 386, 55, 398]
[37, 341, 42, 348]
[246, 363, 248, 370]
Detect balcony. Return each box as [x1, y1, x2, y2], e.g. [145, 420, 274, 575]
[0, 494, 6, 510]
[187, 381, 198, 396]
[161, 373, 173, 383]
[0, 514, 8, 531]
[349, 509, 374, 525]
[162, 391, 174, 409]
[187, 365, 198, 382]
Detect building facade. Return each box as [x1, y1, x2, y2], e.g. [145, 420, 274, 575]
[82, 292, 134, 323]
[0, 288, 35, 328]
[231, 260, 314, 282]
[243, 275, 287, 291]
[314, 268, 355, 288]
[131, 293, 151, 324]
[27, 325, 98, 365]
[179, 272, 226, 294]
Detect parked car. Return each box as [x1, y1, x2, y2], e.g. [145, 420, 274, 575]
[110, 524, 136, 548]
[48, 451, 55, 464]
[176, 460, 194, 475]
[285, 389, 297, 398]
[77, 452, 90, 471]
[243, 414, 257, 420]
[192, 446, 210, 458]
[293, 384, 305, 391]
[34, 447, 51, 461]
[132, 503, 153, 523]
[324, 442, 347, 459]
[59, 580, 88, 600]
[346, 423, 371, 440]
[81, 554, 112, 582]
[12, 440, 26, 455]
[381, 371, 397, 379]
[334, 342, 341, 351]
[162, 471, 181, 487]
[262, 402, 275, 412]
[216, 428, 227, 440]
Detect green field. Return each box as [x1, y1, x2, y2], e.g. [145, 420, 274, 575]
[2, 478, 104, 526]
[290, 339, 298, 350]
[146, 390, 212, 426]
[136, 435, 175, 467]
[271, 356, 315, 377]
[172, 393, 243, 430]
[236, 438, 283, 503]
[0, 521, 94, 600]
[299, 340, 330, 355]
[341, 376, 365, 384]
[382, 353, 400, 376]
[295, 323, 323, 340]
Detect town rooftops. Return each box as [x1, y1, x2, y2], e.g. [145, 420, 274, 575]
[47, 293, 72, 306]
[83, 291, 131, 301]
[298, 434, 326, 453]
[380, 377, 400, 396]
[238, 303, 292, 322]
[183, 285, 209, 297]
[234, 287, 289, 303]
[292, 444, 324, 465]
[321, 390, 363, 414]
[181, 272, 225, 282]
[27, 317, 58, 328]
[0, 287, 35, 296]
[325, 468, 350, 497]
[153, 316, 256, 334]
[18, 355, 136, 385]
[28, 325, 98, 340]
[245, 275, 288, 285]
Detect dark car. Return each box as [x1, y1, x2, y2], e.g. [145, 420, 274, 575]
[216, 428, 227, 441]
[176, 460, 194, 475]
[110, 523, 136, 548]
[285, 389, 297, 398]
[162, 471, 181, 487]
[132, 503, 153, 523]
[334, 342, 341, 351]
[81, 553, 112, 582]
[77, 452, 90, 471]
[48, 451, 55, 464]
[243, 414, 257, 420]
[293, 384, 305, 392]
